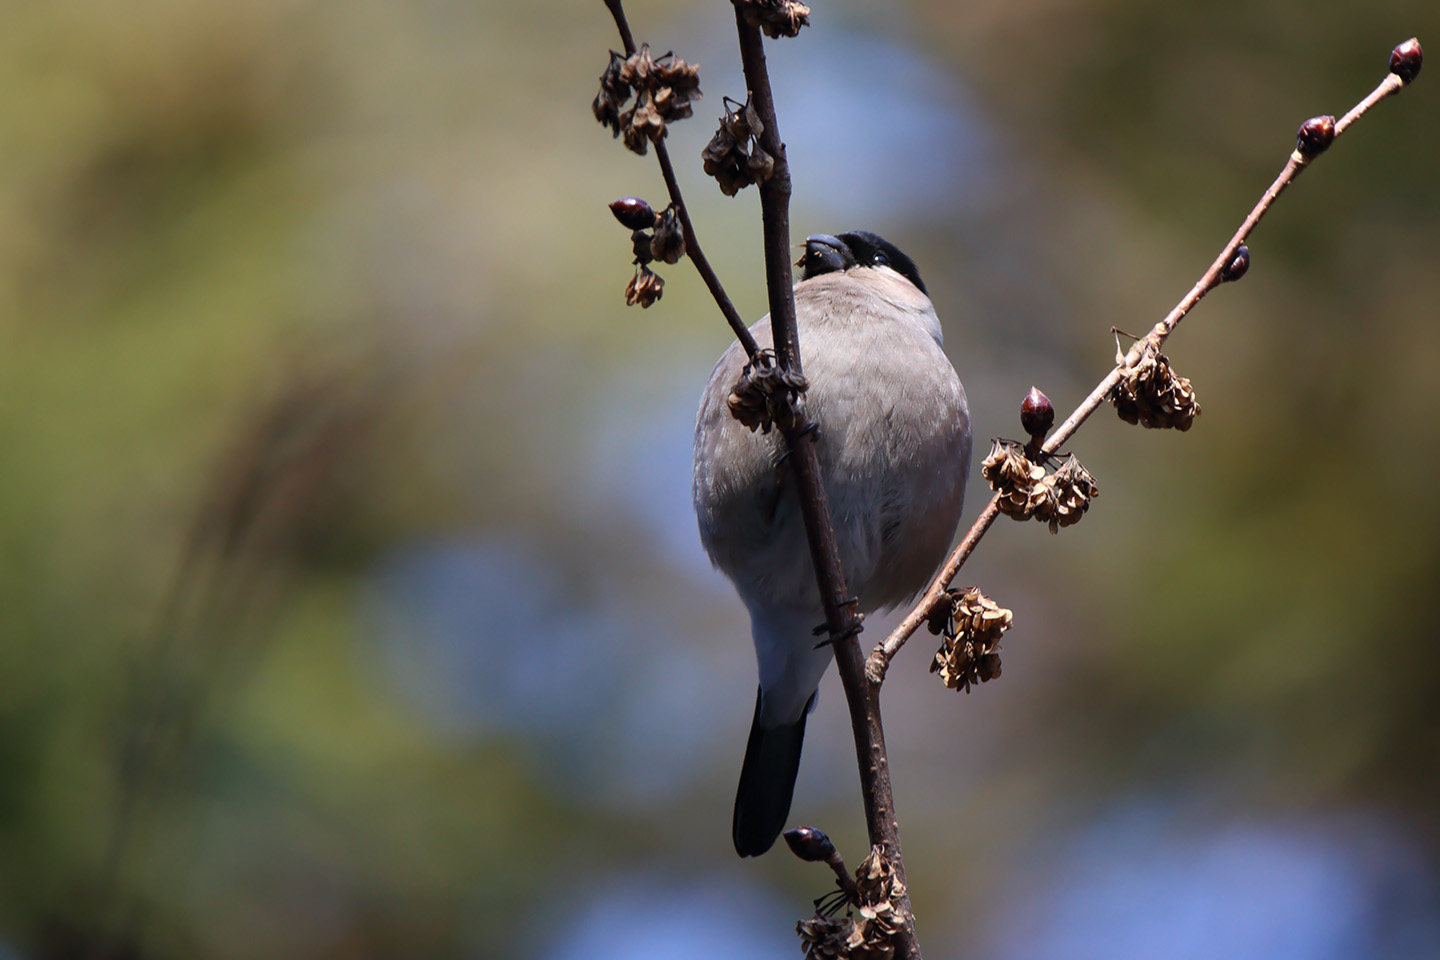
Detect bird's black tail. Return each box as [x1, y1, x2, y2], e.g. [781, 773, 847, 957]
[733, 686, 812, 857]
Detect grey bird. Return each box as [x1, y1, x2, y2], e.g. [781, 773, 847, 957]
[693, 231, 971, 857]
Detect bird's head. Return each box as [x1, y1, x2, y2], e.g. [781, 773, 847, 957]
[797, 230, 927, 295]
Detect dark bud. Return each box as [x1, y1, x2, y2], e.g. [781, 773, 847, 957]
[1390, 38, 1423, 84]
[1020, 387, 1054, 440]
[631, 230, 654, 264]
[1295, 115, 1336, 158]
[1220, 245, 1250, 283]
[783, 826, 837, 863]
[610, 197, 657, 231]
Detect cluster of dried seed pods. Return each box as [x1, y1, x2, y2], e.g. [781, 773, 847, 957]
[928, 588, 1013, 693]
[702, 97, 775, 196]
[1111, 346, 1201, 431]
[796, 846, 907, 960]
[734, 0, 811, 39]
[592, 45, 702, 156]
[726, 349, 808, 433]
[982, 440, 1099, 534]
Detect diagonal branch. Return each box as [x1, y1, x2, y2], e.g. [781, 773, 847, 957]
[603, 0, 760, 361]
[867, 63, 1417, 683]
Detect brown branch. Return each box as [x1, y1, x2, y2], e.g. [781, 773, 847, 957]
[603, 0, 760, 360]
[734, 11, 921, 960]
[867, 60, 1417, 683]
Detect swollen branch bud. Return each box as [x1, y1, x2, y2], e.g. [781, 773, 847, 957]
[1390, 38, 1423, 85]
[610, 197, 658, 231]
[1020, 386, 1054, 441]
[1220, 245, 1250, 283]
[784, 826, 837, 863]
[1296, 115, 1336, 158]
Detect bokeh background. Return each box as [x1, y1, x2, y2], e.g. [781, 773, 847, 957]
[1, 1, 1437, 957]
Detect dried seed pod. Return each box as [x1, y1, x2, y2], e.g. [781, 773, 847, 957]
[610, 196, 658, 231]
[1220, 245, 1250, 283]
[1035, 455, 1099, 534]
[1295, 115, 1336, 158]
[796, 914, 848, 960]
[850, 846, 908, 947]
[597, 45, 703, 153]
[702, 97, 771, 196]
[593, 51, 630, 133]
[625, 264, 664, 308]
[736, 0, 812, 39]
[649, 205, 686, 264]
[1390, 38, 1423, 84]
[1020, 386, 1054, 441]
[784, 826, 837, 863]
[631, 229, 654, 264]
[925, 592, 955, 635]
[930, 588, 1013, 693]
[726, 352, 809, 434]
[1111, 349, 1201, 431]
[981, 439, 1047, 519]
[626, 91, 668, 153]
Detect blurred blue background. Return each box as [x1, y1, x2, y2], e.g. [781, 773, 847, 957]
[1, 1, 1437, 957]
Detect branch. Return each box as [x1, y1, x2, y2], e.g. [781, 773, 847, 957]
[734, 10, 921, 959]
[603, 0, 760, 360]
[867, 48, 1420, 684]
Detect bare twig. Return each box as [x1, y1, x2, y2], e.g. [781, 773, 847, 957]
[603, 0, 760, 360]
[867, 60, 1418, 682]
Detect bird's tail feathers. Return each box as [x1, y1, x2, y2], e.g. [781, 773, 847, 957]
[732, 685, 814, 857]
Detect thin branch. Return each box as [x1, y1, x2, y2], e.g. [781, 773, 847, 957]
[604, 0, 760, 360]
[602, 0, 635, 55]
[655, 141, 761, 360]
[867, 65, 1417, 682]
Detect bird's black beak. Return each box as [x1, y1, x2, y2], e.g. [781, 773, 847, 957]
[798, 234, 854, 280]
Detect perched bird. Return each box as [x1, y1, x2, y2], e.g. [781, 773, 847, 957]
[693, 231, 971, 857]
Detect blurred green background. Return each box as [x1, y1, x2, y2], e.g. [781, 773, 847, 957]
[1, 1, 1437, 957]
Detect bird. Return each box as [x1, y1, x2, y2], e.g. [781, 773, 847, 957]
[692, 231, 971, 857]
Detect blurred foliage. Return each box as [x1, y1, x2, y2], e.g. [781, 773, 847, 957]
[0, 0, 1436, 957]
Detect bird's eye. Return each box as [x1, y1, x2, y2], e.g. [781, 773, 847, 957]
[873, 252, 889, 266]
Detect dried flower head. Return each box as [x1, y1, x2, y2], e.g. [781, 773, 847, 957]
[631, 229, 654, 265]
[1036, 455, 1099, 534]
[796, 846, 910, 959]
[625, 263, 664, 308]
[797, 914, 849, 960]
[702, 97, 773, 196]
[982, 439, 1047, 519]
[593, 45, 703, 155]
[1111, 348, 1201, 430]
[726, 351, 809, 433]
[930, 588, 1012, 693]
[736, 0, 812, 39]
[592, 51, 630, 131]
[649, 204, 686, 264]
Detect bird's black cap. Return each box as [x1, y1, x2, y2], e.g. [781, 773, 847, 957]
[799, 230, 927, 295]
